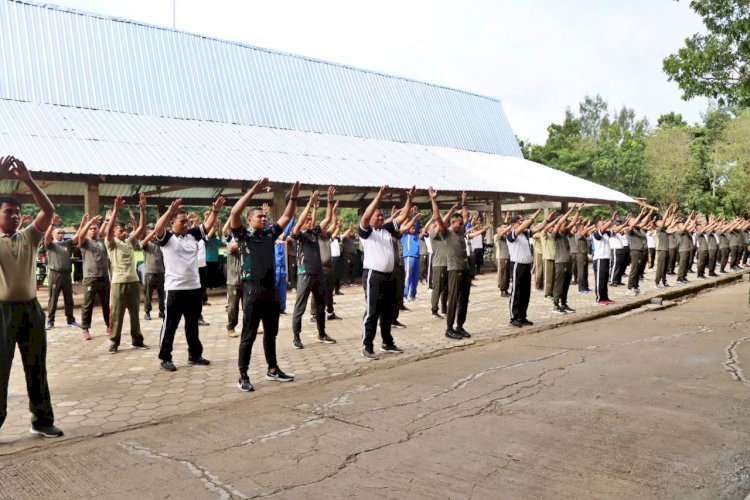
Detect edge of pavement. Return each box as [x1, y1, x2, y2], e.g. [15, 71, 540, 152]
[3, 271, 747, 458]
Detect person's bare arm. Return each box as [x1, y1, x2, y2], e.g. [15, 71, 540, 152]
[230, 178, 267, 230]
[293, 191, 319, 236]
[202, 196, 227, 235]
[276, 182, 301, 230]
[72, 213, 89, 245]
[1, 157, 54, 232]
[77, 215, 101, 246]
[44, 213, 61, 247]
[361, 185, 389, 230]
[106, 196, 125, 243]
[393, 186, 416, 227]
[148, 198, 183, 240]
[320, 186, 335, 233]
[331, 220, 343, 240]
[428, 187, 446, 235]
[133, 193, 147, 240]
[460, 191, 469, 224]
[399, 213, 422, 235]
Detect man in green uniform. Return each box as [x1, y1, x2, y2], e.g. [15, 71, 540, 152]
[0, 156, 63, 438]
[43, 214, 78, 329]
[105, 194, 149, 354]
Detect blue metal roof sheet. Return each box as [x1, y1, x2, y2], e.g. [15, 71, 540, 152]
[0, 0, 522, 157]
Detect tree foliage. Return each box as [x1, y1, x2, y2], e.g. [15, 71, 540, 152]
[663, 0, 750, 106]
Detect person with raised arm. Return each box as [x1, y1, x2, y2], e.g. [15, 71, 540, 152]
[43, 213, 78, 329]
[358, 184, 414, 359]
[75, 212, 110, 340]
[146, 195, 226, 371]
[591, 211, 618, 305]
[105, 194, 149, 354]
[291, 187, 337, 349]
[505, 208, 543, 327]
[0, 156, 63, 438]
[230, 178, 300, 391]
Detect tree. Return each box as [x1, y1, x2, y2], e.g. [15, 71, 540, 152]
[718, 109, 750, 213]
[644, 127, 700, 208]
[656, 112, 688, 129]
[663, 0, 750, 106]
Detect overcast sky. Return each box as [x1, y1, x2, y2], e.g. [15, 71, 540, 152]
[49, 0, 709, 144]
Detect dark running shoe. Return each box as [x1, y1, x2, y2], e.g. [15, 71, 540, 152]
[509, 320, 523, 328]
[520, 319, 534, 326]
[29, 424, 64, 438]
[455, 327, 472, 338]
[108, 344, 118, 354]
[188, 357, 211, 366]
[319, 334, 337, 344]
[392, 320, 407, 329]
[238, 375, 254, 392]
[160, 360, 177, 372]
[445, 329, 464, 340]
[266, 368, 294, 382]
[131, 342, 150, 350]
[380, 344, 404, 353]
[293, 335, 304, 349]
[362, 348, 379, 360]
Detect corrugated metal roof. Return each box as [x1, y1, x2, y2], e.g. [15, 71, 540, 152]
[0, 0, 521, 157]
[0, 99, 633, 203]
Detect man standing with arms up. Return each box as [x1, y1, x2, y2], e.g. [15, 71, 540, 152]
[141, 225, 165, 322]
[147, 196, 225, 371]
[230, 178, 300, 391]
[43, 214, 78, 330]
[76, 213, 110, 340]
[506, 209, 542, 327]
[0, 156, 62, 438]
[429, 207, 451, 320]
[291, 187, 337, 349]
[105, 194, 149, 354]
[359, 185, 414, 360]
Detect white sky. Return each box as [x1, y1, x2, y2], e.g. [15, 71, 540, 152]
[49, 0, 709, 144]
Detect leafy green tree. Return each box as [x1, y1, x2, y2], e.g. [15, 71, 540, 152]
[644, 127, 701, 208]
[656, 112, 688, 129]
[663, 0, 750, 106]
[718, 109, 750, 213]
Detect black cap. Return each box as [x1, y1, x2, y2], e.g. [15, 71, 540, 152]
[509, 215, 522, 224]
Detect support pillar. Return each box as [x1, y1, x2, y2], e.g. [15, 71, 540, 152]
[84, 183, 100, 216]
[560, 201, 569, 213]
[272, 190, 286, 222]
[492, 197, 502, 228]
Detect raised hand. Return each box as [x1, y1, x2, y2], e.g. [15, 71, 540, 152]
[168, 199, 183, 216]
[333, 200, 340, 212]
[290, 181, 301, 199]
[262, 202, 270, 215]
[114, 196, 125, 211]
[51, 213, 62, 226]
[0, 156, 14, 179]
[461, 191, 467, 205]
[377, 185, 390, 199]
[327, 185, 336, 200]
[139, 193, 147, 210]
[406, 185, 416, 201]
[428, 186, 438, 200]
[9, 158, 32, 183]
[309, 190, 320, 206]
[212, 196, 227, 211]
[252, 177, 270, 193]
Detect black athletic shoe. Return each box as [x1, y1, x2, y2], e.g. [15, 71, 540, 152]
[197, 318, 210, 326]
[293, 335, 304, 349]
[552, 306, 567, 314]
[562, 305, 576, 313]
[362, 348, 379, 360]
[431, 312, 444, 319]
[238, 376, 254, 392]
[455, 327, 472, 338]
[380, 344, 404, 353]
[144, 312, 152, 321]
[29, 424, 64, 438]
[160, 360, 177, 372]
[158, 312, 165, 319]
[327, 313, 342, 320]
[392, 320, 406, 329]
[309, 315, 316, 323]
[509, 320, 523, 328]
[500, 292, 511, 298]
[131, 342, 150, 350]
[188, 357, 211, 366]
[520, 319, 534, 326]
[108, 344, 118, 354]
[266, 368, 294, 382]
[398, 305, 409, 312]
[445, 329, 464, 340]
[319, 334, 337, 344]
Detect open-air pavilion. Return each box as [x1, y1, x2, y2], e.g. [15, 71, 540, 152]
[0, 0, 633, 221]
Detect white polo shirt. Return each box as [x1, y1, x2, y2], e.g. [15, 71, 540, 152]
[156, 225, 206, 291]
[592, 230, 612, 260]
[330, 238, 341, 258]
[358, 221, 399, 273]
[506, 229, 533, 264]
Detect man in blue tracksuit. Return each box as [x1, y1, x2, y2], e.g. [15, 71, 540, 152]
[402, 222, 421, 301]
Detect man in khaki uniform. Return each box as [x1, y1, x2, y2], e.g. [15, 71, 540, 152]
[105, 194, 149, 354]
[43, 214, 78, 329]
[0, 156, 63, 438]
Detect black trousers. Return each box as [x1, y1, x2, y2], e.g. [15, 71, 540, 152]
[472, 248, 484, 275]
[292, 273, 325, 336]
[393, 264, 405, 319]
[0, 300, 55, 429]
[611, 249, 626, 284]
[593, 258, 610, 302]
[420, 254, 429, 282]
[47, 269, 75, 323]
[668, 248, 678, 274]
[648, 248, 656, 268]
[310, 269, 335, 315]
[343, 252, 355, 284]
[430, 265, 448, 314]
[655, 250, 668, 285]
[238, 285, 280, 374]
[159, 288, 204, 362]
[446, 269, 471, 330]
[361, 269, 395, 350]
[198, 266, 208, 304]
[577, 253, 589, 292]
[332, 257, 343, 293]
[553, 261, 572, 307]
[509, 262, 531, 322]
[143, 272, 165, 315]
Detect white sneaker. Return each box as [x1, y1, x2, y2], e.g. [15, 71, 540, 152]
[624, 289, 637, 297]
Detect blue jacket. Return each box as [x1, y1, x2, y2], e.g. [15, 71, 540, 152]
[401, 233, 420, 258]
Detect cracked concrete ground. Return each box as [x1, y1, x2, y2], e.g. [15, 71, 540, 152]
[2, 282, 750, 498]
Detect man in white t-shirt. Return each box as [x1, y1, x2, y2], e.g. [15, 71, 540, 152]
[591, 213, 617, 305]
[145, 196, 226, 372]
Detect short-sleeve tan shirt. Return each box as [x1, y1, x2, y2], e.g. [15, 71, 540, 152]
[0, 224, 43, 301]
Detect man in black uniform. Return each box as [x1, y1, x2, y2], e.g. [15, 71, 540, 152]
[230, 178, 300, 391]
